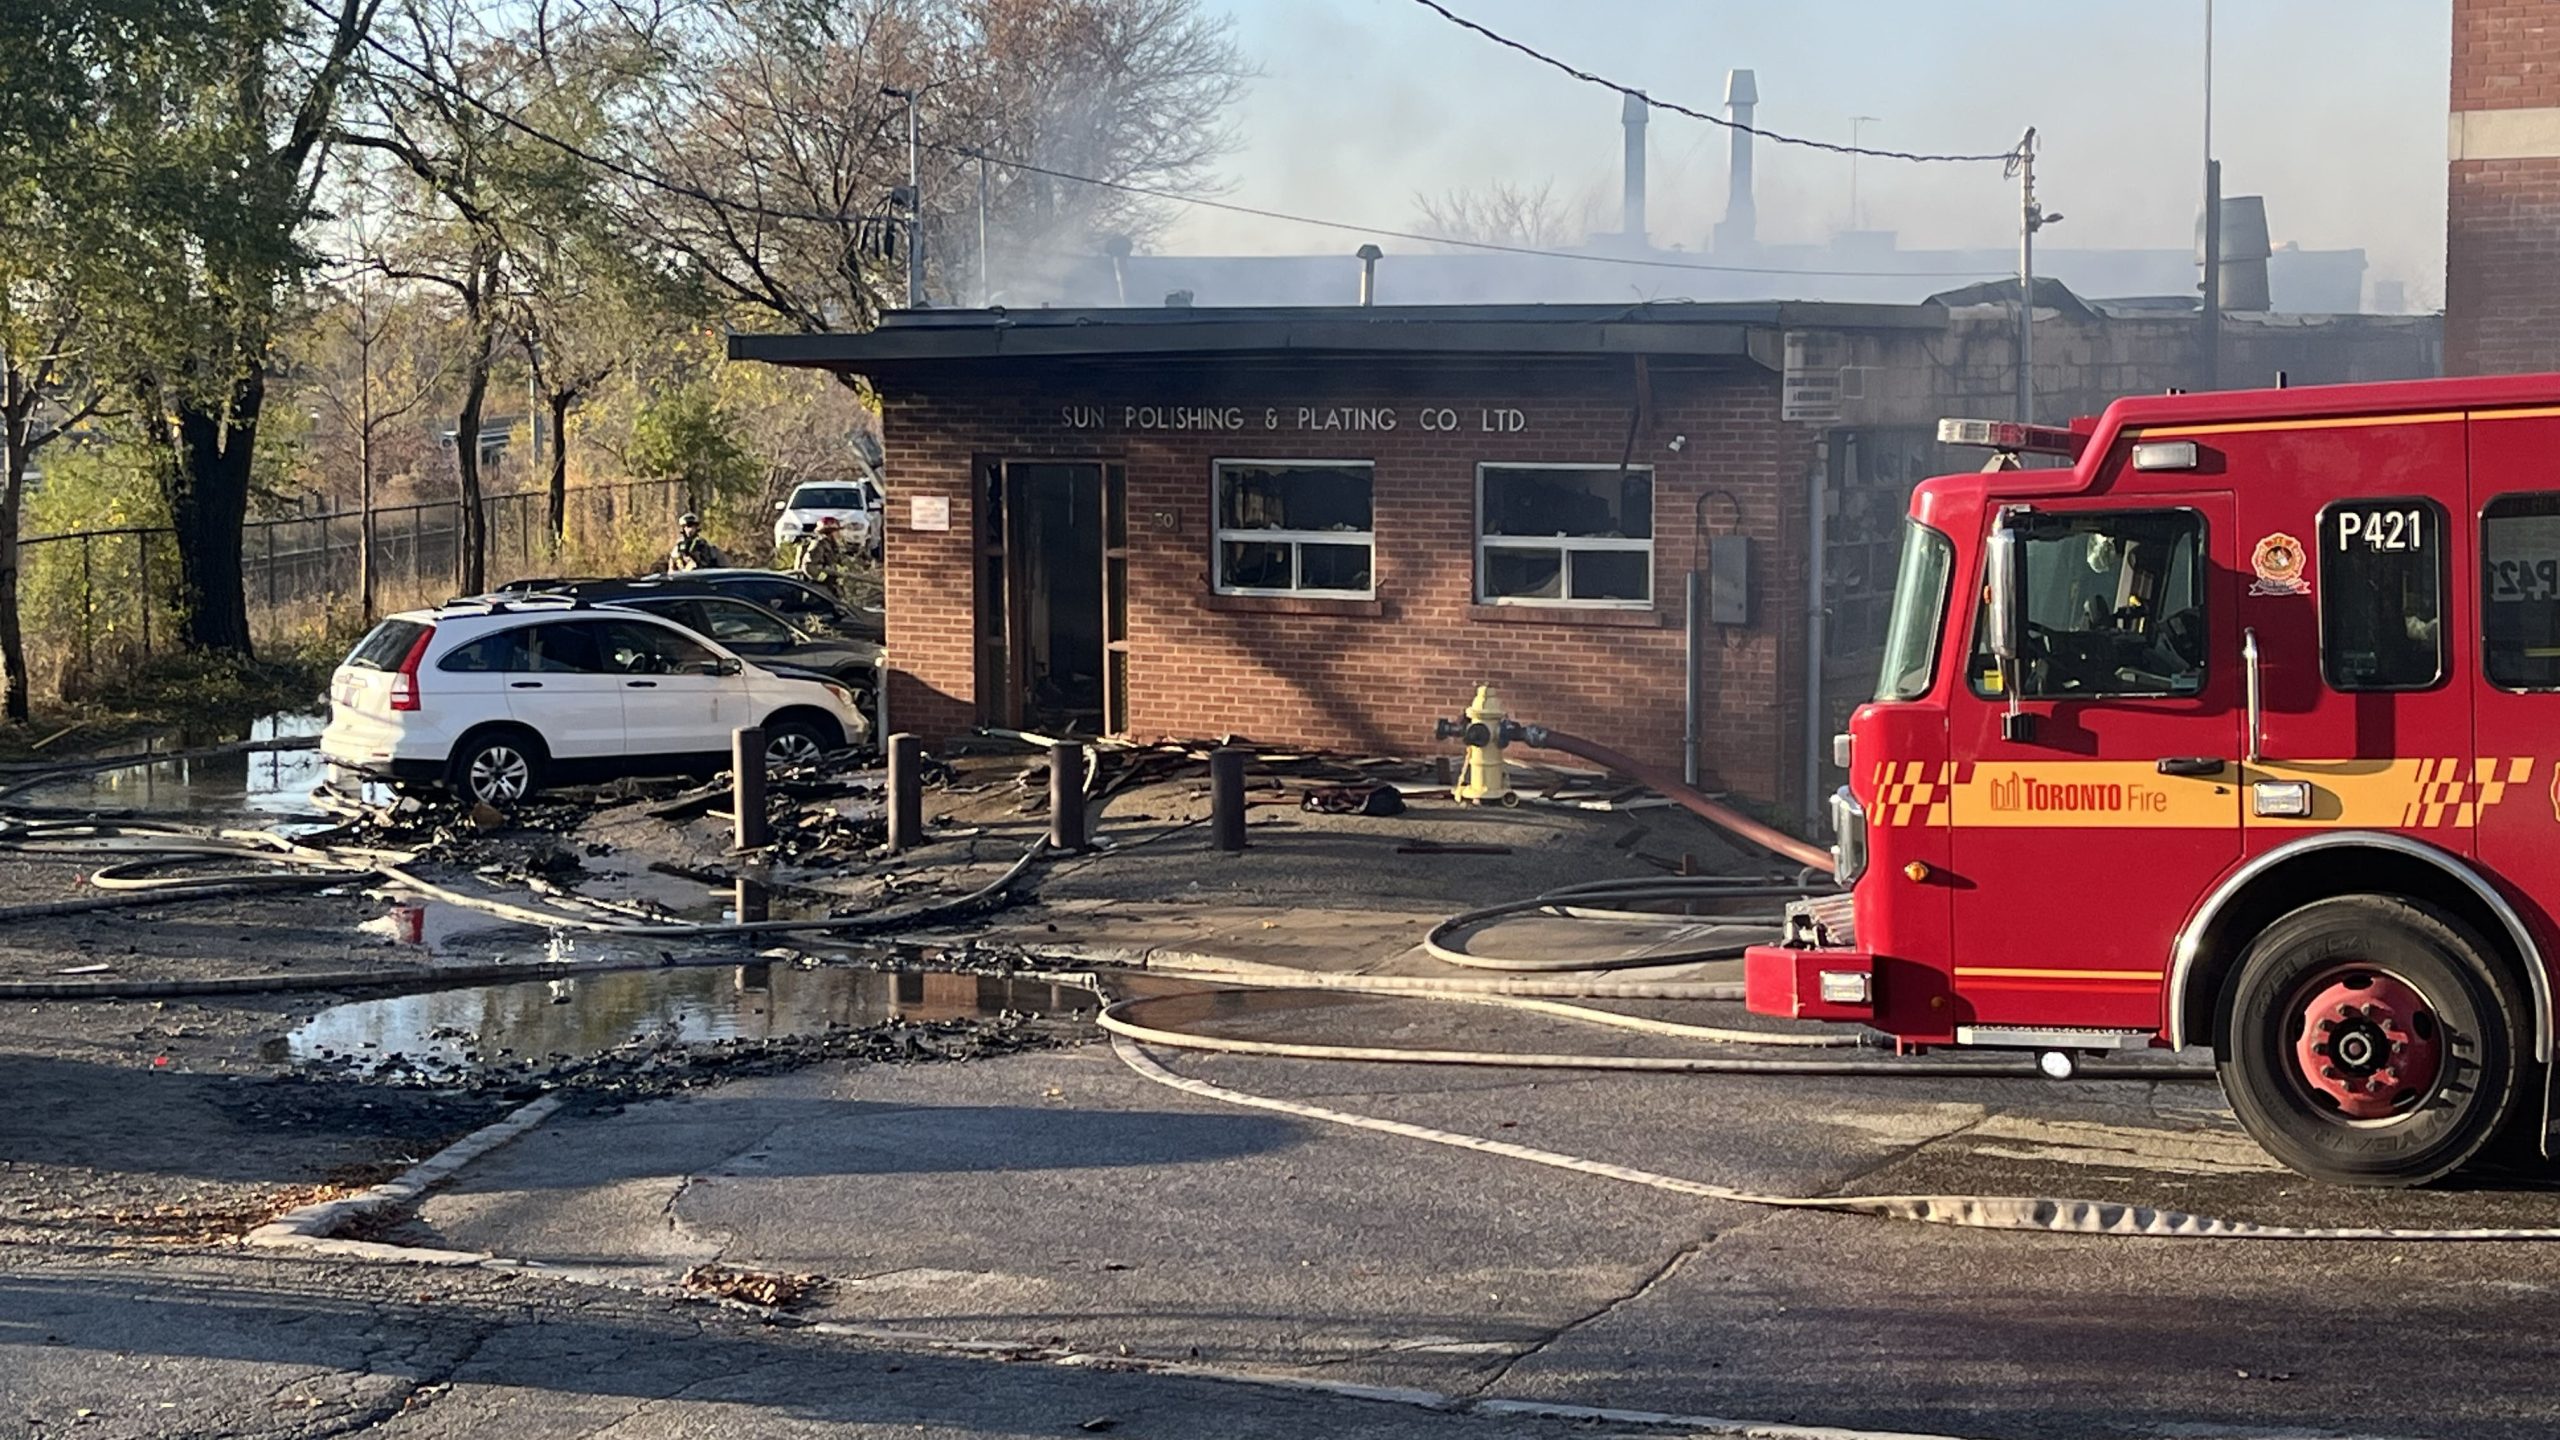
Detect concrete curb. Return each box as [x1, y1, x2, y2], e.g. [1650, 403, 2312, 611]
[246, 1093, 566, 1259]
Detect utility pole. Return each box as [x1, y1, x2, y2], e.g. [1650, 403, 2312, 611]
[882, 85, 921, 308]
[2006, 129, 2062, 424]
[1849, 116, 1880, 231]
[2199, 0, 2222, 388]
[976, 150, 991, 307]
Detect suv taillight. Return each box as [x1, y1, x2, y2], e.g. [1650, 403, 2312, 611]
[390, 626, 434, 712]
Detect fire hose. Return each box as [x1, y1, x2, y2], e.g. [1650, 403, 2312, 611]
[1510, 722, 1834, 875]
[1088, 727, 2560, 1239]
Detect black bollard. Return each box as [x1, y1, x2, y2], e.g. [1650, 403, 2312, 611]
[1210, 746, 1247, 852]
[1049, 741, 1087, 851]
[887, 733, 923, 852]
[732, 726, 768, 851]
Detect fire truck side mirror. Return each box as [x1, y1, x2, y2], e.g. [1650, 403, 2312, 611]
[1985, 526, 2025, 662]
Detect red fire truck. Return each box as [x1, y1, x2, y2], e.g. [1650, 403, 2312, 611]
[1746, 373, 2560, 1186]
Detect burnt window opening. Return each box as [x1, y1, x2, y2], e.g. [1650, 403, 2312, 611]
[1212, 460, 1376, 598]
[1477, 464, 1654, 606]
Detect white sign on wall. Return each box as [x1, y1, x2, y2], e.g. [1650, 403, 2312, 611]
[910, 496, 951, 532]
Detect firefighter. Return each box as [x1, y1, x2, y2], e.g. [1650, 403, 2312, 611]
[668, 513, 727, 572]
[793, 514, 848, 595]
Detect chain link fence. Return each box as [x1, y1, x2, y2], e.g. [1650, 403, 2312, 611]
[17, 478, 690, 701]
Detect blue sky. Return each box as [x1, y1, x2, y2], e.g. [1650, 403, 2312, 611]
[1176, 0, 2451, 307]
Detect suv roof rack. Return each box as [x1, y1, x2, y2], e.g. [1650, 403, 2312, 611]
[436, 592, 589, 617]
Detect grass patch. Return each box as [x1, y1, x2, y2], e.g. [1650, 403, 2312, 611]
[0, 641, 339, 763]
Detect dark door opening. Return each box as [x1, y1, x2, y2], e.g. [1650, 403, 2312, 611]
[975, 460, 1124, 736]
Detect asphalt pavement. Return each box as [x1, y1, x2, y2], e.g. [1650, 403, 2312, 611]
[396, 991, 2560, 1439]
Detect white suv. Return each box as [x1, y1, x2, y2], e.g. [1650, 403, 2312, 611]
[771, 478, 883, 555]
[321, 598, 872, 806]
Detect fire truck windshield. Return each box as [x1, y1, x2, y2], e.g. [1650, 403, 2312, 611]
[1876, 520, 1954, 701]
[1965, 509, 2207, 699]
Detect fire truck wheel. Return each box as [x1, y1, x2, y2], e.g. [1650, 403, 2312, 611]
[2217, 895, 2528, 1187]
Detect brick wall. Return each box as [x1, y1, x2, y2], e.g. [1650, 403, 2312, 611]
[2448, 0, 2560, 374]
[2454, 0, 2560, 110]
[876, 356, 1819, 813]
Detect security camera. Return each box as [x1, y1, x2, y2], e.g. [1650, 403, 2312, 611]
[1666, 434, 1688, 452]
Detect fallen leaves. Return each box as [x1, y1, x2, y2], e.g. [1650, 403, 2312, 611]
[680, 1262, 830, 1310]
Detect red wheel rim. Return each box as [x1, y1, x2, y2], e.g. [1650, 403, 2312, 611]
[2286, 966, 2443, 1121]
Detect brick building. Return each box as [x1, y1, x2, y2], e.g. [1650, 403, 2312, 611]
[735, 303, 1898, 813]
[2448, 0, 2560, 373]
[733, 297, 2437, 824]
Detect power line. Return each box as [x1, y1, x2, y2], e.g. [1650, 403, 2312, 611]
[326, 2, 2005, 284]
[1406, 0, 2022, 165]
[930, 140, 2006, 280]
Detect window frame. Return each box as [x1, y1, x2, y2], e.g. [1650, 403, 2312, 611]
[435, 625, 534, 674]
[693, 597, 801, 647]
[2481, 489, 2560, 693]
[1208, 457, 1378, 600]
[1963, 505, 2212, 703]
[1473, 462, 1656, 610]
[2315, 496, 2450, 695]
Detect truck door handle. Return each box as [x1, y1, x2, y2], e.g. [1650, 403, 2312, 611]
[2155, 756, 2225, 777]
[626, 680, 657, 688]
[510, 681, 543, 689]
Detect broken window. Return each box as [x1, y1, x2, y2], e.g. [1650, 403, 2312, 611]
[1477, 464, 1653, 606]
[1212, 461, 1375, 597]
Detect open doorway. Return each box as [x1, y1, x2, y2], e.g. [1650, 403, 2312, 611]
[973, 459, 1127, 736]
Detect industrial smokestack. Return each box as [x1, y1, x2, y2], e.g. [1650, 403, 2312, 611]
[1714, 69, 1758, 254]
[1356, 243, 1382, 305]
[1621, 91, 1648, 245]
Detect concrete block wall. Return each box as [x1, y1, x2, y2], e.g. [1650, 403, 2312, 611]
[877, 359, 1819, 811]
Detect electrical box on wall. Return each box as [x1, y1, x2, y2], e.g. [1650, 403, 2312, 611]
[1709, 535, 1751, 626]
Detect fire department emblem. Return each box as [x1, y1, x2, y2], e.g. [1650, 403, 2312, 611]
[2250, 532, 2309, 596]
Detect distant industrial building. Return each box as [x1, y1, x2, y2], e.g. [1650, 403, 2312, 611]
[1023, 69, 2380, 318]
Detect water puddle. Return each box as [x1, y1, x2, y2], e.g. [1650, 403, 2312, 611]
[28, 712, 330, 817]
[286, 965, 1094, 1079]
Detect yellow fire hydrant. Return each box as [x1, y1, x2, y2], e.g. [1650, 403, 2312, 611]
[1445, 683, 1520, 807]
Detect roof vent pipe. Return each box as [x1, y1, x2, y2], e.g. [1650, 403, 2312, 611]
[1103, 234, 1133, 305]
[1356, 243, 1383, 305]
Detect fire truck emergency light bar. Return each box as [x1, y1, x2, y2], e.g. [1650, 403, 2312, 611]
[1936, 417, 2088, 459]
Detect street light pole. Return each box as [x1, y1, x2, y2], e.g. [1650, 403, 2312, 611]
[2006, 128, 2061, 424]
[1849, 115, 1880, 231]
[882, 85, 921, 308]
[2199, 0, 2222, 388]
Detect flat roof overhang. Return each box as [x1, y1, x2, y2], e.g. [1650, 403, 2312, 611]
[727, 301, 1945, 377]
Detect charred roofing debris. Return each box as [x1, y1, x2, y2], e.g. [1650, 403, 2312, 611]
[0, 716, 1818, 1116]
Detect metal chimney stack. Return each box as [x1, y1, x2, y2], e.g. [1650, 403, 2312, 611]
[1715, 69, 1759, 253]
[1356, 244, 1383, 305]
[1621, 91, 1648, 245]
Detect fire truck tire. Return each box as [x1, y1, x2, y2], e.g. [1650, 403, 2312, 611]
[2217, 895, 2528, 1187]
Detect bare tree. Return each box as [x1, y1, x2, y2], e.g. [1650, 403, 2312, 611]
[338, 0, 549, 595]
[602, 0, 1248, 334]
[1412, 179, 1592, 252]
[0, 265, 111, 720]
[302, 255, 454, 620]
